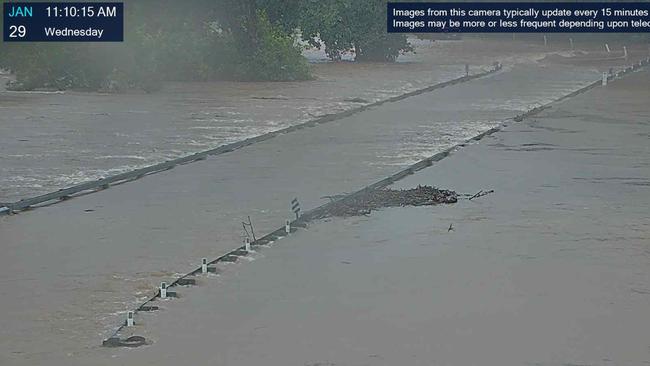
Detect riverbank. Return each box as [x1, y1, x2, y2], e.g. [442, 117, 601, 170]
[112, 68, 650, 366]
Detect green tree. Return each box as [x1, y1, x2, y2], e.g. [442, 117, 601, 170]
[217, 0, 311, 81]
[0, 0, 311, 90]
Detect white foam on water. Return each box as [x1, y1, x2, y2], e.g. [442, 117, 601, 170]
[93, 155, 149, 161]
[7, 90, 65, 94]
[124, 110, 151, 114]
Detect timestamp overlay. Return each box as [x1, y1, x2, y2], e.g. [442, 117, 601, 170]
[388, 2, 650, 33]
[3, 2, 123, 42]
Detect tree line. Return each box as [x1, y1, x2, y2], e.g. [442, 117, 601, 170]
[0, 0, 412, 91]
[1, 0, 647, 92]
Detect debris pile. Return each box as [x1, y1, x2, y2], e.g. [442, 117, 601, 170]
[102, 335, 148, 348]
[324, 185, 457, 217]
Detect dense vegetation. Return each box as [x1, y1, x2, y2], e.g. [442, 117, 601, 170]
[260, 0, 409, 63]
[2, 0, 646, 91]
[0, 0, 412, 91]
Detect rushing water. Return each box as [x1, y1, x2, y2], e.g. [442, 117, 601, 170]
[0, 41, 606, 203]
[0, 65, 463, 202]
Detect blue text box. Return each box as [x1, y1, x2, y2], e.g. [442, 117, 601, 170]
[3, 2, 123, 42]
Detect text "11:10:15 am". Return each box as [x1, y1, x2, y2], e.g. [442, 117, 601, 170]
[46, 5, 118, 18]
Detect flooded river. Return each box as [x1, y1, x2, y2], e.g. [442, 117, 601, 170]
[1, 39, 645, 365]
[0, 39, 606, 202]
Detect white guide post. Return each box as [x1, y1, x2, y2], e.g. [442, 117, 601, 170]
[160, 282, 167, 299]
[126, 311, 134, 327]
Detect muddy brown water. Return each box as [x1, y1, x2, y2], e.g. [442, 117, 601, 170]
[1, 38, 631, 203]
[0, 39, 644, 366]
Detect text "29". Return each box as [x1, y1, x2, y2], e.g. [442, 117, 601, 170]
[9, 25, 27, 38]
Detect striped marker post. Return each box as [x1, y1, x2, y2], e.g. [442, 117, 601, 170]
[291, 198, 301, 219]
